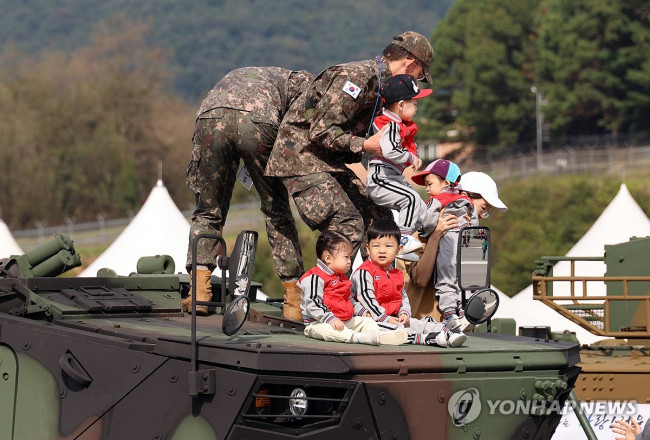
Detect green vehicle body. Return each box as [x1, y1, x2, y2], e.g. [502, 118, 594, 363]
[1, 232, 581, 440]
[530, 235, 650, 404]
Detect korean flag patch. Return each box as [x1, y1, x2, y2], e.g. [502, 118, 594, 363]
[342, 81, 361, 99]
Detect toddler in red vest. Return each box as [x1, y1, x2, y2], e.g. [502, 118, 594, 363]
[365, 73, 433, 261]
[351, 218, 467, 347]
[299, 230, 408, 345]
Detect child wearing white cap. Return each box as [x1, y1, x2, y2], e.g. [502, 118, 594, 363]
[456, 171, 508, 331]
[402, 172, 508, 327]
[457, 171, 509, 222]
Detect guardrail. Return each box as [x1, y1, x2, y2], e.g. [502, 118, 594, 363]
[11, 143, 650, 250]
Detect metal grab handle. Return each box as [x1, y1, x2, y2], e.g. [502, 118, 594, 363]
[59, 351, 93, 387]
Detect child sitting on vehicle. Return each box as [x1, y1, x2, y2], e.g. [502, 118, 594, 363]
[365, 74, 433, 261]
[351, 219, 467, 347]
[411, 159, 476, 332]
[299, 230, 408, 346]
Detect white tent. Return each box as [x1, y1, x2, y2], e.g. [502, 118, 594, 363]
[497, 184, 650, 344]
[0, 219, 23, 258]
[80, 180, 190, 277]
[546, 183, 650, 295]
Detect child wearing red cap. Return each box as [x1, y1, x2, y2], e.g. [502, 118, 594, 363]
[365, 74, 433, 261]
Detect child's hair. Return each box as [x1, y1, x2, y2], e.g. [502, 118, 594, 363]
[367, 218, 401, 243]
[316, 230, 352, 259]
[429, 172, 455, 189]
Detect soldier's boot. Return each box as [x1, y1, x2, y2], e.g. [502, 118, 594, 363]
[282, 280, 303, 321]
[182, 270, 213, 315]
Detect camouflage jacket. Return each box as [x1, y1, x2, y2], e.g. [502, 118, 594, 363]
[265, 57, 393, 177]
[196, 67, 314, 126]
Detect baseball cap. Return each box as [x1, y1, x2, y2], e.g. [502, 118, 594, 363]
[457, 171, 508, 212]
[381, 74, 433, 105]
[391, 31, 434, 84]
[411, 159, 461, 186]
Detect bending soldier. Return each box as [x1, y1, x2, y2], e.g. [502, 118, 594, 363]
[185, 67, 313, 318]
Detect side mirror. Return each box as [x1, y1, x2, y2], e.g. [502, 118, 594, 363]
[464, 288, 499, 324]
[221, 231, 258, 336]
[222, 295, 250, 336]
[457, 226, 490, 291]
[228, 230, 258, 298]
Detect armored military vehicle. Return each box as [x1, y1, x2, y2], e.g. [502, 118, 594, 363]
[530, 236, 650, 404]
[1, 227, 582, 439]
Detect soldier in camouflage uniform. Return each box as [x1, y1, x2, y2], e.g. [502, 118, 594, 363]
[185, 67, 313, 317]
[266, 31, 435, 261]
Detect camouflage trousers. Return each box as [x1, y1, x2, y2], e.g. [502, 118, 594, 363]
[284, 169, 392, 259]
[186, 108, 304, 280]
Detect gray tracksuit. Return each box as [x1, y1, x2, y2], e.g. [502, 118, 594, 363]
[365, 110, 428, 234]
[420, 189, 477, 314]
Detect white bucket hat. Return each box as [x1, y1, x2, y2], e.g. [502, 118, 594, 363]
[458, 172, 508, 212]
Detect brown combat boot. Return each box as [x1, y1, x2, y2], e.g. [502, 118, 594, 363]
[182, 270, 213, 315]
[282, 280, 303, 321]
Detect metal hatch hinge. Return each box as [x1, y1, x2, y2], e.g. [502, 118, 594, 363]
[189, 369, 217, 396]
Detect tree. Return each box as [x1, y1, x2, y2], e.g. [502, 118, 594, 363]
[537, 0, 650, 137]
[420, 0, 541, 153]
[0, 15, 194, 229]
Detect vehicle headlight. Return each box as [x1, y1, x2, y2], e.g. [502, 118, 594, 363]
[289, 387, 308, 417]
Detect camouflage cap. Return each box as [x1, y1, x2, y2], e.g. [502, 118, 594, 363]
[391, 31, 434, 84]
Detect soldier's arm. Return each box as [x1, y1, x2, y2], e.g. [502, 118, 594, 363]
[307, 72, 373, 159]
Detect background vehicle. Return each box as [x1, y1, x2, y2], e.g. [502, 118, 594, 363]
[487, 235, 650, 439]
[1, 229, 580, 439]
[530, 236, 650, 403]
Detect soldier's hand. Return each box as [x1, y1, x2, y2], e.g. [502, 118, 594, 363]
[362, 125, 387, 156]
[331, 318, 344, 331]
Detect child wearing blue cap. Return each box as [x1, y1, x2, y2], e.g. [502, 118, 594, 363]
[411, 159, 476, 332]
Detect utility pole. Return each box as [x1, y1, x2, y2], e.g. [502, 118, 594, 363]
[531, 86, 543, 170]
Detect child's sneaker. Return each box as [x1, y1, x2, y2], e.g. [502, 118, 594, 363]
[424, 331, 448, 347]
[378, 329, 409, 346]
[443, 312, 462, 332]
[424, 329, 467, 347]
[395, 252, 420, 262]
[399, 235, 424, 255]
[459, 316, 475, 333]
[447, 329, 468, 347]
[354, 331, 380, 346]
